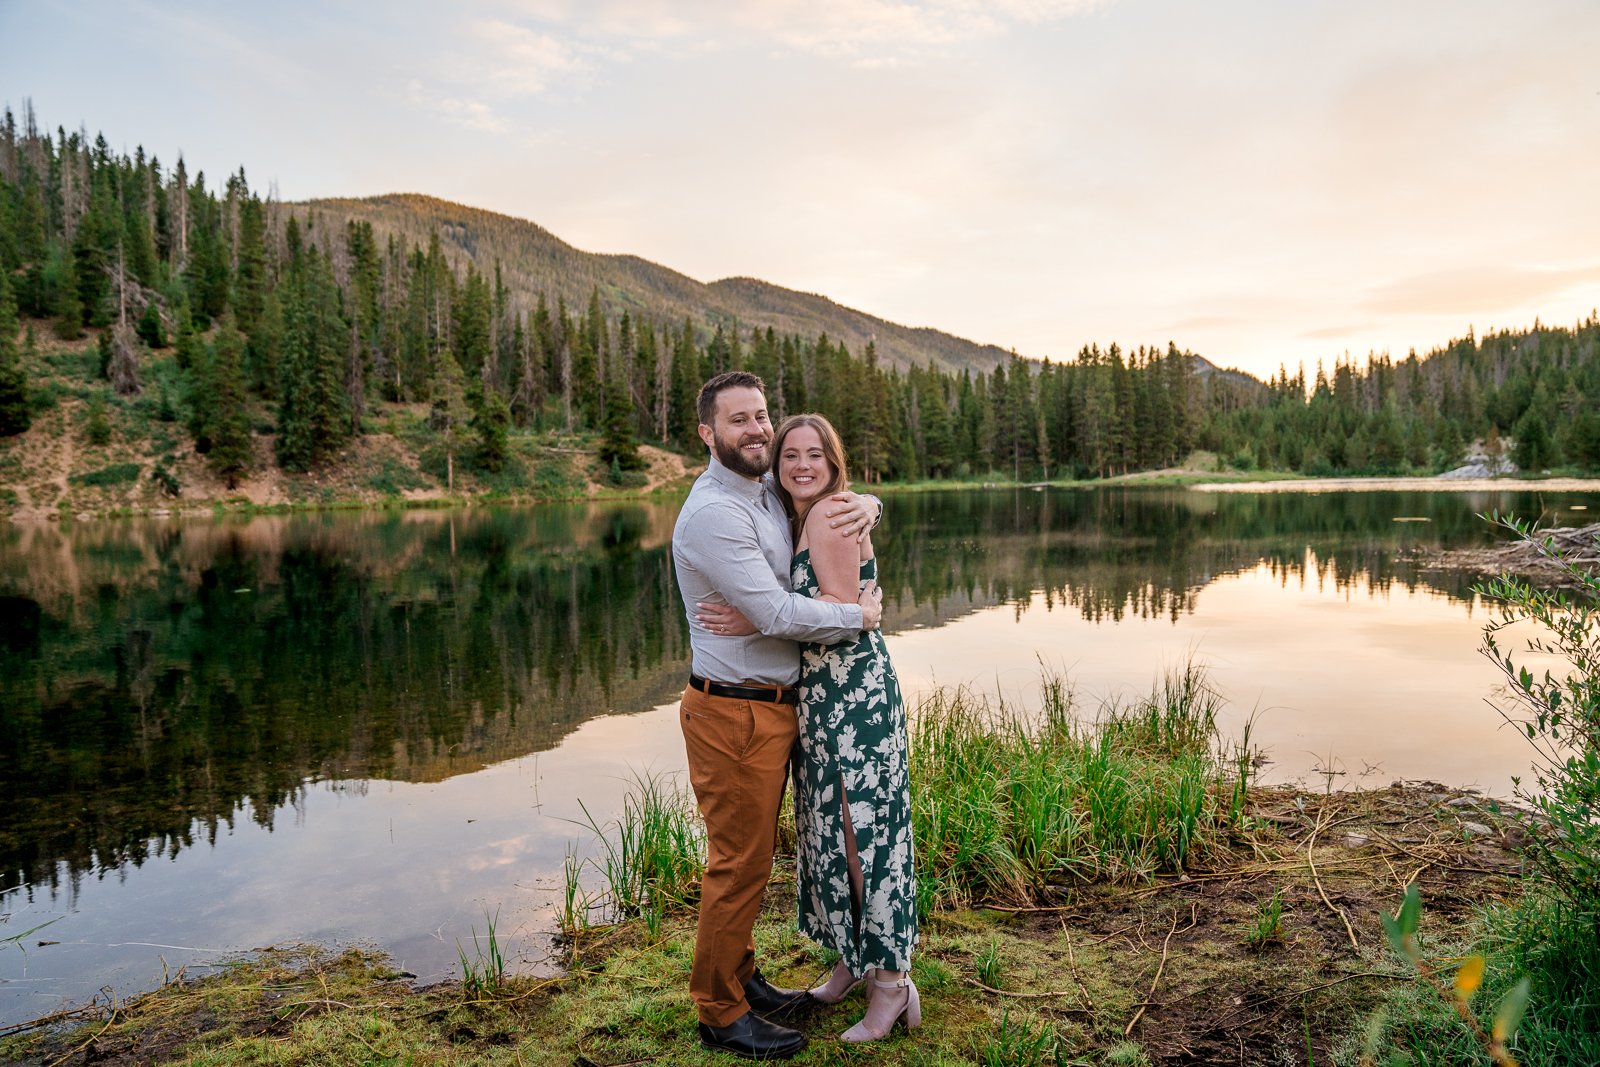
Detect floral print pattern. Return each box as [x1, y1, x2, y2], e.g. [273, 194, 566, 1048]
[791, 550, 918, 974]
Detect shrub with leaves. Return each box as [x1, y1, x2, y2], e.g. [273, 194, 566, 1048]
[1364, 884, 1529, 1067]
[1475, 514, 1600, 912]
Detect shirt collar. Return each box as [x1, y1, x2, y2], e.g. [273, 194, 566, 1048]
[707, 455, 768, 505]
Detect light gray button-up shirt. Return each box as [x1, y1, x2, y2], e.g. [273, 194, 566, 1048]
[673, 457, 862, 686]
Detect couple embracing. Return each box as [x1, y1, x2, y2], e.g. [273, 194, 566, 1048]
[672, 371, 920, 1057]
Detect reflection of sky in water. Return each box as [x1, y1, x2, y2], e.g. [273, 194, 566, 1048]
[890, 551, 1526, 796]
[1, 708, 693, 1026]
[0, 543, 1568, 1026]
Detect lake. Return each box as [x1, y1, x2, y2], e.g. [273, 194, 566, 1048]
[1, 486, 1593, 1027]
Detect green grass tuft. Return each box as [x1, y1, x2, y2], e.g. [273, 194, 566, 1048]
[69, 461, 141, 487]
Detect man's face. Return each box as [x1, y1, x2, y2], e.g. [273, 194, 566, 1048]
[698, 386, 773, 478]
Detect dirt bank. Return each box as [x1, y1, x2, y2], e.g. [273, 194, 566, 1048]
[1, 783, 1526, 1066]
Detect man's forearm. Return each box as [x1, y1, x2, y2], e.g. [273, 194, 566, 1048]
[753, 591, 861, 644]
[680, 509, 862, 644]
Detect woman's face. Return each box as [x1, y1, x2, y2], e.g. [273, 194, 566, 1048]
[777, 425, 831, 504]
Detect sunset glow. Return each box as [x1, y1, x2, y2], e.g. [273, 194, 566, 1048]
[5, 1, 1598, 376]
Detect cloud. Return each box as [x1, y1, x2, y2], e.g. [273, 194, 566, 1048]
[405, 82, 510, 133]
[488, 0, 1108, 59]
[726, 0, 1108, 59]
[1300, 323, 1378, 341]
[467, 18, 588, 96]
[1160, 314, 1244, 332]
[1364, 264, 1600, 317]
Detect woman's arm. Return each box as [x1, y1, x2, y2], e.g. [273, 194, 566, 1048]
[820, 491, 882, 542]
[806, 508, 868, 606]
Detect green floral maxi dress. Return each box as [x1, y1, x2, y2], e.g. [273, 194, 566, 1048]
[791, 549, 918, 974]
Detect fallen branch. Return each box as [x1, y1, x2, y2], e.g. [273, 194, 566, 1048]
[1307, 805, 1361, 951]
[1124, 904, 1195, 1037]
[962, 976, 1092, 1006]
[1209, 970, 1413, 1030]
[1061, 917, 1095, 1012]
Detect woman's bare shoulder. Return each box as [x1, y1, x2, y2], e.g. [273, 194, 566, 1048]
[805, 506, 870, 563]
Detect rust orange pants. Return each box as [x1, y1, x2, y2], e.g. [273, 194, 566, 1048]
[679, 684, 799, 1026]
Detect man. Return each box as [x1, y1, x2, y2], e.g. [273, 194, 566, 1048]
[672, 371, 882, 1059]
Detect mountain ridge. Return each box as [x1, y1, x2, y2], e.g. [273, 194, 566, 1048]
[298, 192, 1017, 376]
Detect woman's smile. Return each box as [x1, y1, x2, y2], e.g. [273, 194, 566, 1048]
[778, 425, 831, 502]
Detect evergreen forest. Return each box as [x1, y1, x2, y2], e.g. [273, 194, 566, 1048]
[2, 103, 1597, 502]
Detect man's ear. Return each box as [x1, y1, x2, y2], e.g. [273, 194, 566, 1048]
[697, 423, 715, 449]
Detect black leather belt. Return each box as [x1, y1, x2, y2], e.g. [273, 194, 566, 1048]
[689, 674, 799, 705]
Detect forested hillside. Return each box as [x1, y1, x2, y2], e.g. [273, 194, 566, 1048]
[303, 194, 1014, 377]
[0, 103, 1596, 518]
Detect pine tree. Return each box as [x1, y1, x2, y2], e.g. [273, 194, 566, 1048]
[510, 312, 541, 427]
[572, 288, 603, 428]
[49, 244, 84, 340]
[473, 388, 511, 473]
[206, 317, 253, 487]
[0, 273, 29, 436]
[276, 249, 350, 470]
[345, 315, 365, 435]
[183, 314, 217, 452]
[430, 350, 471, 491]
[136, 302, 166, 348]
[453, 262, 492, 381]
[1512, 407, 1556, 471]
[234, 195, 268, 332]
[858, 341, 889, 482]
[599, 375, 644, 473]
[667, 317, 700, 447]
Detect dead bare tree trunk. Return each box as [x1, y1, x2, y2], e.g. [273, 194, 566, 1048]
[560, 336, 573, 433]
[109, 243, 141, 396]
[512, 319, 537, 427]
[655, 337, 670, 443]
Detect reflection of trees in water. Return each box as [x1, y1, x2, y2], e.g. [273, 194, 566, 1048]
[0, 506, 689, 898]
[876, 487, 1518, 626]
[0, 487, 1564, 897]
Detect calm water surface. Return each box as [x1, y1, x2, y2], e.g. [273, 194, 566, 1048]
[1, 487, 1594, 1025]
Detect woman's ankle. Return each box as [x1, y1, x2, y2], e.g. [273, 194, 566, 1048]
[810, 960, 861, 1003]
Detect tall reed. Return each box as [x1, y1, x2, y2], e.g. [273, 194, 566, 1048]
[561, 771, 706, 934]
[560, 661, 1252, 927]
[910, 660, 1248, 909]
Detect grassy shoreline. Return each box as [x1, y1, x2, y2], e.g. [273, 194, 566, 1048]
[1, 670, 1542, 1066]
[16, 465, 1600, 524]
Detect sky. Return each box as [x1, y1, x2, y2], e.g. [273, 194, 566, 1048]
[4, 0, 1599, 379]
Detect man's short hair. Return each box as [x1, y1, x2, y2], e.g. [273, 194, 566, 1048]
[697, 371, 766, 427]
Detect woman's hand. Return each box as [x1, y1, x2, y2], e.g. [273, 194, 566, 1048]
[696, 600, 758, 637]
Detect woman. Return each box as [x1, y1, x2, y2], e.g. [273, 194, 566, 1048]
[772, 413, 919, 1042]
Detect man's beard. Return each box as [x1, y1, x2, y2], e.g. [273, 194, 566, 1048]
[715, 432, 772, 478]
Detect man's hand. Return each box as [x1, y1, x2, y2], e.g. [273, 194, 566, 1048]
[856, 578, 883, 631]
[823, 492, 881, 543]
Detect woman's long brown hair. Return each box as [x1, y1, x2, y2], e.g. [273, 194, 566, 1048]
[770, 413, 851, 542]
